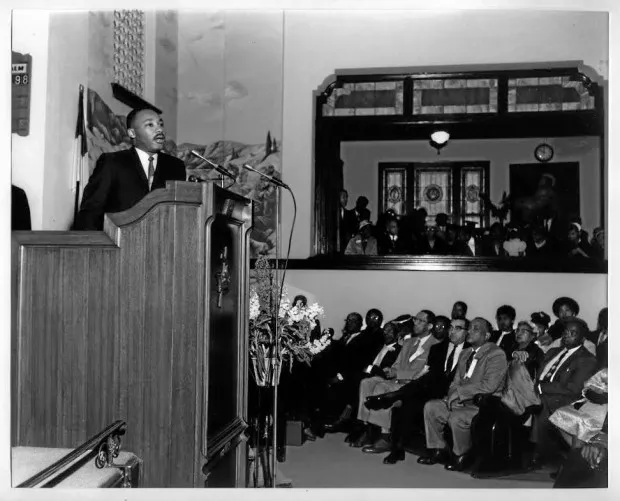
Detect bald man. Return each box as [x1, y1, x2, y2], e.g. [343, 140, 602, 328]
[418, 317, 508, 471]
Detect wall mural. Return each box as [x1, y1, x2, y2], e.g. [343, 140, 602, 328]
[86, 88, 280, 257]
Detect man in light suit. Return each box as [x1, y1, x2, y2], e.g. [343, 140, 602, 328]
[530, 317, 598, 469]
[419, 317, 508, 471]
[73, 107, 187, 230]
[352, 310, 439, 450]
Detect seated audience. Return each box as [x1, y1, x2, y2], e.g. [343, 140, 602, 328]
[470, 320, 544, 476]
[565, 222, 593, 259]
[481, 222, 506, 257]
[456, 223, 482, 257]
[351, 311, 438, 450]
[451, 301, 468, 321]
[547, 297, 579, 341]
[418, 317, 508, 471]
[324, 319, 400, 434]
[587, 307, 608, 369]
[553, 415, 607, 488]
[529, 317, 598, 470]
[435, 213, 449, 241]
[345, 220, 378, 255]
[503, 225, 527, 257]
[338, 189, 358, 253]
[527, 225, 554, 257]
[590, 227, 605, 260]
[531, 311, 552, 349]
[377, 218, 408, 255]
[416, 222, 448, 255]
[369, 317, 469, 464]
[443, 224, 460, 255]
[491, 305, 517, 359]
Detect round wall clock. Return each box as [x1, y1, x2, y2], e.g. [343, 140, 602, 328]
[534, 143, 554, 163]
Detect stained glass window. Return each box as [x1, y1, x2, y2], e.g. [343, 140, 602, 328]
[414, 167, 452, 223]
[322, 81, 405, 116]
[412, 78, 498, 115]
[507, 76, 595, 112]
[381, 167, 408, 215]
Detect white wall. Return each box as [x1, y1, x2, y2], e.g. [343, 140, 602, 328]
[11, 11, 50, 230]
[41, 12, 89, 230]
[281, 10, 608, 259]
[342, 137, 601, 232]
[285, 269, 607, 335]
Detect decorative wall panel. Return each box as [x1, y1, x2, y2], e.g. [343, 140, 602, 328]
[113, 10, 145, 97]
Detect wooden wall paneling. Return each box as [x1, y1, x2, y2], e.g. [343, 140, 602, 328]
[169, 204, 203, 487]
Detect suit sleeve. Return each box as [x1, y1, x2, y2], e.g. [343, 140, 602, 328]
[456, 350, 508, 402]
[72, 154, 114, 231]
[540, 355, 598, 399]
[395, 347, 432, 380]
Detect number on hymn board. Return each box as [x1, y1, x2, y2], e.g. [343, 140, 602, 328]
[13, 74, 29, 86]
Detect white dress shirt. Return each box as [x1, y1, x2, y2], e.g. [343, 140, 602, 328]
[135, 147, 159, 180]
[539, 345, 581, 382]
[372, 342, 397, 367]
[495, 331, 511, 347]
[465, 348, 479, 379]
[409, 334, 431, 362]
[345, 331, 361, 345]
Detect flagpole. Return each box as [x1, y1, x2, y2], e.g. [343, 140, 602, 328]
[73, 84, 87, 222]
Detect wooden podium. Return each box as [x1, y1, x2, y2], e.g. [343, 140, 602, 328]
[11, 181, 253, 488]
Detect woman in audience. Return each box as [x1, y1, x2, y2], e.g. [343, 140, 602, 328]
[531, 311, 553, 350]
[547, 297, 579, 341]
[565, 222, 593, 259]
[527, 225, 554, 257]
[345, 220, 378, 255]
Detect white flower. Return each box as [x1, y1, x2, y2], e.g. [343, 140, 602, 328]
[249, 289, 260, 320]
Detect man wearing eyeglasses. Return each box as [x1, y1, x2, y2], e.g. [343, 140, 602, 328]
[419, 317, 508, 471]
[351, 311, 439, 450]
[529, 317, 597, 470]
[363, 317, 470, 464]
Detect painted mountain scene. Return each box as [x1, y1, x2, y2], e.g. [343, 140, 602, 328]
[86, 88, 279, 257]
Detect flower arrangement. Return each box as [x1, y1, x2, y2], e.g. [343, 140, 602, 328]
[249, 255, 328, 386]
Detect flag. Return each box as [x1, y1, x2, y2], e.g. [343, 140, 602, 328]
[72, 84, 88, 220]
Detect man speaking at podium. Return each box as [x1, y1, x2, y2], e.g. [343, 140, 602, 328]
[73, 107, 187, 230]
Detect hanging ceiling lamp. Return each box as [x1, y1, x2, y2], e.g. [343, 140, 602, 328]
[429, 130, 450, 155]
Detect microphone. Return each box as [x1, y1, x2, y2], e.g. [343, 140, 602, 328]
[190, 150, 236, 181]
[242, 164, 289, 189]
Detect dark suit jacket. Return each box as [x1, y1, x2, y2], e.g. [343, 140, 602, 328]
[377, 233, 409, 255]
[490, 329, 517, 359]
[73, 148, 186, 230]
[451, 341, 508, 403]
[538, 345, 598, 412]
[331, 327, 385, 379]
[339, 207, 358, 252]
[12, 185, 31, 230]
[415, 237, 449, 255]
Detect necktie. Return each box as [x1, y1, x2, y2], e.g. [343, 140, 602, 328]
[465, 350, 475, 373]
[542, 348, 568, 382]
[445, 345, 455, 374]
[147, 156, 155, 190]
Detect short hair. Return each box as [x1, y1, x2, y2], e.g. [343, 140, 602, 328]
[392, 314, 414, 336]
[293, 295, 308, 307]
[126, 107, 158, 130]
[598, 307, 608, 330]
[553, 297, 580, 317]
[435, 315, 450, 328]
[420, 310, 436, 326]
[366, 308, 384, 324]
[472, 317, 493, 334]
[454, 301, 468, 314]
[496, 305, 516, 321]
[347, 312, 363, 325]
[561, 316, 589, 337]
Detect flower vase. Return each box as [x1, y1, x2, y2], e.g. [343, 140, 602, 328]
[251, 355, 281, 387]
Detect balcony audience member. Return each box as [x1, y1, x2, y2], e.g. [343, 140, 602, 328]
[565, 222, 593, 259]
[443, 224, 460, 255]
[416, 221, 448, 255]
[481, 222, 506, 257]
[435, 213, 449, 241]
[353, 196, 371, 227]
[458, 222, 482, 257]
[537, 204, 567, 251]
[529, 317, 598, 470]
[503, 225, 527, 257]
[526, 225, 554, 257]
[451, 301, 468, 321]
[470, 320, 544, 476]
[547, 297, 579, 341]
[352, 311, 438, 450]
[378, 218, 408, 255]
[368, 317, 469, 464]
[587, 307, 608, 369]
[491, 305, 517, 359]
[418, 317, 508, 471]
[590, 227, 605, 260]
[345, 220, 378, 256]
[338, 189, 358, 253]
[324, 319, 400, 435]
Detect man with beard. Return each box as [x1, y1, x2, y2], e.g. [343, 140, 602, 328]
[73, 107, 187, 230]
